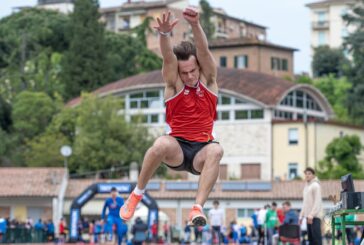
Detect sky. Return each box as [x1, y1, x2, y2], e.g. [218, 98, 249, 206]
[0, 0, 315, 73]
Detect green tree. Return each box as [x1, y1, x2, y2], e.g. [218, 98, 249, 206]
[199, 0, 215, 40]
[312, 46, 349, 78]
[343, 0, 364, 125]
[12, 91, 57, 140]
[24, 132, 69, 167]
[313, 75, 351, 122]
[27, 94, 155, 174]
[0, 8, 69, 101]
[70, 94, 153, 173]
[104, 32, 162, 82]
[61, 0, 111, 100]
[317, 135, 364, 179]
[132, 16, 154, 46]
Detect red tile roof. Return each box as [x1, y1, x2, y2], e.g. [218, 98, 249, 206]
[66, 68, 295, 107]
[209, 37, 298, 52]
[0, 168, 66, 197]
[65, 179, 364, 201]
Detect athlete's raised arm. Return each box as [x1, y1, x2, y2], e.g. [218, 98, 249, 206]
[154, 12, 179, 87]
[183, 7, 217, 87]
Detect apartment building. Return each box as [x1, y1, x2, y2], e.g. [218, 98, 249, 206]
[306, 0, 357, 54]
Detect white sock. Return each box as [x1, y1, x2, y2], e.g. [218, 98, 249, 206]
[193, 204, 203, 210]
[133, 186, 145, 196]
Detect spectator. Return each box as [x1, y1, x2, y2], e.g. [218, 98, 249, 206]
[46, 219, 55, 241]
[277, 208, 285, 224]
[89, 220, 95, 244]
[282, 201, 298, 225]
[151, 220, 158, 242]
[299, 167, 323, 245]
[183, 220, 191, 243]
[34, 219, 45, 242]
[59, 218, 67, 243]
[131, 217, 148, 245]
[0, 218, 7, 243]
[257, 205, 268, 245]
[265, 202, 278, 245]
[194, 225, 202, 243]
[163, 221, 170, 242]
[208, 200, 224, 244]
[94, 220, 103, 243]
[251, 209, 259, 238]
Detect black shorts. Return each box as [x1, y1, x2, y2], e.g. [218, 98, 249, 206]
[164, 137, 219, 175]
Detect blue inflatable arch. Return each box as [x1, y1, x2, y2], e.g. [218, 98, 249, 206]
[69, 182, 159, 242]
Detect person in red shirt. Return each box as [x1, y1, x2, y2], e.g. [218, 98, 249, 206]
[58, 218, 67, 243]
[120, 7, 223, 227]
[276, 208, 285, 224]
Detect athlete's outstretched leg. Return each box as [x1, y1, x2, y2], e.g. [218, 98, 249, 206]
[120, 135, 183, 221]
[189, 143, 223, 226]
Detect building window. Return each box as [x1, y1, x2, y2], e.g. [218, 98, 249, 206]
[271, 57, 288, 71]
[288, 128, 298, 145]
[318, 31, 327, 46]
[218, 95, 232, 105]
[280, 90, 322, 111]
[288, 163, 298, 180]
[282, 59, 288, 71]
[235, 110, 248, 120]
[251, 109, 264, 119]
[220, 56, 227, 67]
[234, 55, 248, 69]
[317, 11, 327, 22]
[128, 90, 161, 109]
[131, 114, 159, 124]
[218, 111, 230, 120]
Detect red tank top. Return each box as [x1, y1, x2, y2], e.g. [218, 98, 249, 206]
[165, 81, 218, 142]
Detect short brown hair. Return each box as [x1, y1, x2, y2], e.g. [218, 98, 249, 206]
[304, 167, 315, 175]
[173, 41, 196, 61]
[282, 201, 291, 207]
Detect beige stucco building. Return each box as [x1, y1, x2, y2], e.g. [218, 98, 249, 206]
[273, 121, 364, 180]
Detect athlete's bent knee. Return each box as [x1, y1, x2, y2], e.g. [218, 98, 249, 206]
[209, 144, 224, 160]
[148, 136, 171, 158]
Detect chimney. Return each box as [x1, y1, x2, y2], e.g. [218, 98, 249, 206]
[128, 0, 131, 3]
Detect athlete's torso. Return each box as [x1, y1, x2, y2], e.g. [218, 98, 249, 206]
[104, 197, 124, 217]
[165, 81, 217, 142]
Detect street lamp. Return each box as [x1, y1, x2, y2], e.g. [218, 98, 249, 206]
[60, 145, 72, 169]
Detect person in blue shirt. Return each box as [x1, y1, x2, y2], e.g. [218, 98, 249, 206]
[282, 201, 299, 225]
[101, 187, 125, 245]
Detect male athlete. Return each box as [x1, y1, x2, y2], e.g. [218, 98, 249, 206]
[102, 187, 125, 245]
[120, 7, 223, 226]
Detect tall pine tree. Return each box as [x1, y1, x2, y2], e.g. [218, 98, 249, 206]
[61, 0, 110, 100]
[199, 0, 215, 40]
[343, 0, 364, 125]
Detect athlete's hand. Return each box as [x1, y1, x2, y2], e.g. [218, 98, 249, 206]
[183, 7, 199, 25]
[154, 11, 179, 34]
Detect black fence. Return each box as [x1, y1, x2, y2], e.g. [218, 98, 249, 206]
[1, 228, 54, 243]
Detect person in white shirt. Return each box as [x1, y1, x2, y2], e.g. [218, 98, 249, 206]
[257, 205, 269, 245]
[208, 200, 224, 244]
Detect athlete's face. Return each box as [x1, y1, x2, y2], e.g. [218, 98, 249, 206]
[111, 190, 117, 199]
[178, 55, 200, 87]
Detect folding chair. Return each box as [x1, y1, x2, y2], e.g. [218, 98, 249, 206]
[278, 224, 300, 245]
